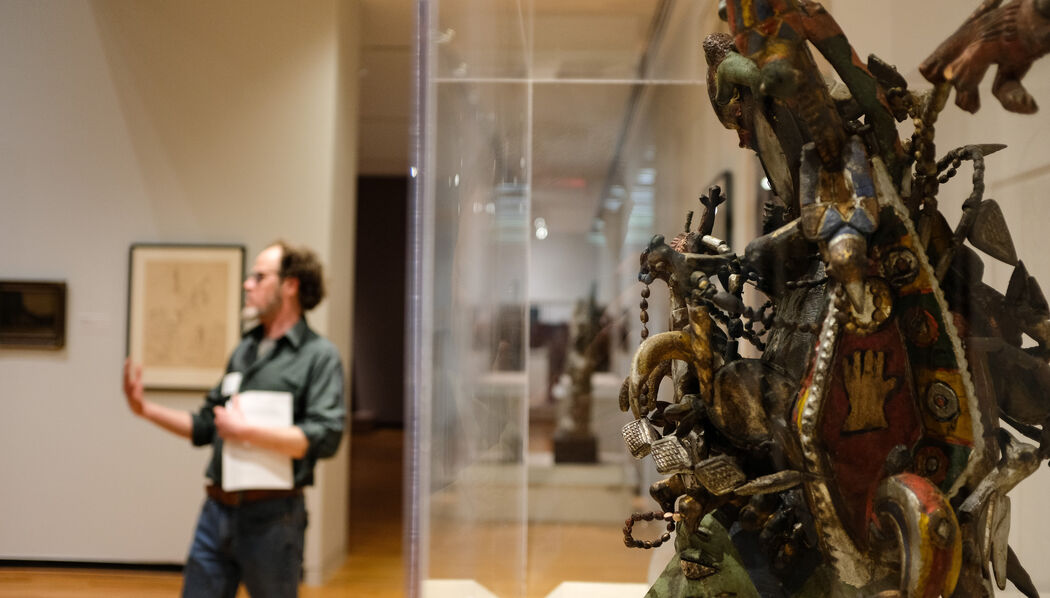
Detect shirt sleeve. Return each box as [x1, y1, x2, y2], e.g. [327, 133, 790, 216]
[190, 365, 234, 446]
[297, 345, 346, 460]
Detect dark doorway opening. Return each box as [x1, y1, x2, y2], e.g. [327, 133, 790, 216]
[352, 175, 409, 427]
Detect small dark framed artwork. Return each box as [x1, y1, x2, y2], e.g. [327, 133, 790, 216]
[0, 281, 67, 349]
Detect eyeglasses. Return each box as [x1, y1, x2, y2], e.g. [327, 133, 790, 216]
[247, 271, 279, 283]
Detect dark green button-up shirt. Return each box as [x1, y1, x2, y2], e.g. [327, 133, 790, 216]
[190, 318, 346, 488]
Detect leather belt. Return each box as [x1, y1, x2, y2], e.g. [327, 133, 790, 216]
[206, 484, 302, 507]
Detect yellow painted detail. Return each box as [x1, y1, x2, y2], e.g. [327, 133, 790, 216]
[795, 387, 810, 431]
[944, 520, 963, 598]
[912, 507, 963, 598]
[914, 369, 975, 446]
[915, 512, 934, 598]
[742, 1, 755, 28]
[893, 234, 930, 297]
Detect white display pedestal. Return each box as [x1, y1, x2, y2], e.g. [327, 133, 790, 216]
[423, 579, 499, 598]
[545, 581, 650, 597]
[592, 372, 634, 461]
[526, 453, 636, 524]
[437, 455, 637, 524]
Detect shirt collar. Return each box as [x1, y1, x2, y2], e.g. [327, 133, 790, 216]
[246, 316, 308, 349]
[284, 317, 308, 349]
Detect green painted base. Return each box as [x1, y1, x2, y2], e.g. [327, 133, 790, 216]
[643, 515, 893, 598]
[644, 514, 761, 598]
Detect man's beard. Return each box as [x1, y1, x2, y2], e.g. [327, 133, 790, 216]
[241, 305, 260, 328]
[242, 292, 282, 327]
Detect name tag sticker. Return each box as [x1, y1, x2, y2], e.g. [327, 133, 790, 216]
[221, 372, 243, 397]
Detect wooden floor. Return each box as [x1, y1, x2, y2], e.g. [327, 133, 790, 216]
[0, 428, 408, 598]
[0, 427, 654, 597]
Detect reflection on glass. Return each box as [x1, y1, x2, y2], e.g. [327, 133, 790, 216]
[427, 75, 530, 596]
[417, 2, 735, 596]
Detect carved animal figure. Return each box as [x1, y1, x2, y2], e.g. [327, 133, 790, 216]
[920, 0, 1050, 113]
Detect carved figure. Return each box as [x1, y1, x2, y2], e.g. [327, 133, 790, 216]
[552, 294, 611, 463]
[921, 0, 1050, 114]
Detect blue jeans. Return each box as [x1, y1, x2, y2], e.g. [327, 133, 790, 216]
[182, 495, 307, 598]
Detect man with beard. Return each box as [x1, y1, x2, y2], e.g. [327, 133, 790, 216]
[122, 241, 345, 598]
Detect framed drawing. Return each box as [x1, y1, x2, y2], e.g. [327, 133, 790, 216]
[127, 244, 245, 390]
[0, 280, 67, 349]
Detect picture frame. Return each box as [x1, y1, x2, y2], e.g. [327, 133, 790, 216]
[0, 280, 67, 349]
[127, 244, 245, 390]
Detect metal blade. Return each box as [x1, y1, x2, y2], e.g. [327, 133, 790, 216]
[968, 200, 1018, 266]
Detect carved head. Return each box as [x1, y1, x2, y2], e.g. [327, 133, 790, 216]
[703, 33, 736, 68]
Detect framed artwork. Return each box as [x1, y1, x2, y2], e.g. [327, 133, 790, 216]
[127, 244, 245, 390]
[0, 281, 67, 349]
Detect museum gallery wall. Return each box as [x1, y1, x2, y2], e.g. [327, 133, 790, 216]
[0, 0, 359, 584]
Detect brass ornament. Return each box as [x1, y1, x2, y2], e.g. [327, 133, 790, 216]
[843, 278, 894, 335]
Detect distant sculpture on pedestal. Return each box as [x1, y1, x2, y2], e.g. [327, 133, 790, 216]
[553, 294, 610, 464]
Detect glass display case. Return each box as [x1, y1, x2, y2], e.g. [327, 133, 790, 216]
[410, 2, 748, 596]
[409, 1, 1050, 597]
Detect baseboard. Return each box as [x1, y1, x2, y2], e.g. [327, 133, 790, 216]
[0, 559, 182, 572]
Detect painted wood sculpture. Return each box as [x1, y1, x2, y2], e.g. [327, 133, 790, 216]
[619, 2, 1050, 596]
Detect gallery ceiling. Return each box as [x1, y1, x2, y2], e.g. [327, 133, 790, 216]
[358, 0, 717, 234]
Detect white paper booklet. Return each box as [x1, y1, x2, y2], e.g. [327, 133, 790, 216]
[221, 390, 294, 491]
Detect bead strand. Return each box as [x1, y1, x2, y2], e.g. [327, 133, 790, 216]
[640, 284, 651, 340]
[623, 511, 677, 550]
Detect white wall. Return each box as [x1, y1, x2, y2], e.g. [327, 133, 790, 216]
[529, 234, 601, 309]
[0, 0, 358, 584]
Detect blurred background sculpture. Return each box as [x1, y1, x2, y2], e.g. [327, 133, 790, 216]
[552, 292, 609, 463]
[618, 1, 1050, 596]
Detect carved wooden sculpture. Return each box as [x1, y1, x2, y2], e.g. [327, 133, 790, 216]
[618, 2, 1050, 596]
[921, 0, 1050, 114]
